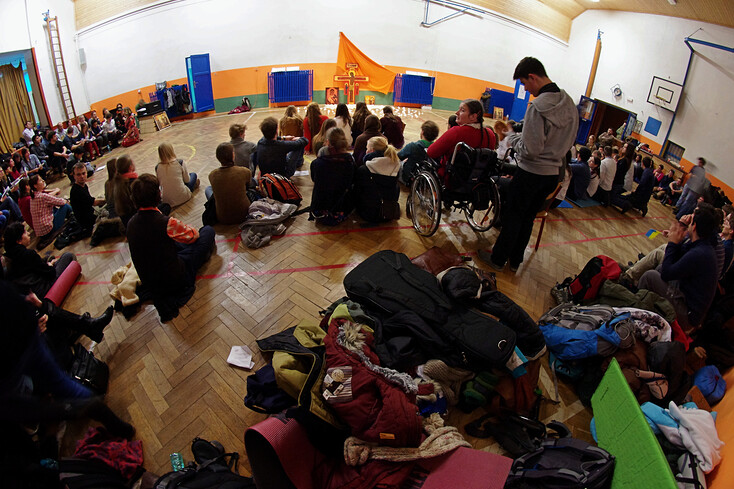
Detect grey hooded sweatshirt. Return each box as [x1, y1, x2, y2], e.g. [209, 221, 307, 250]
[506, 88, 579, 176]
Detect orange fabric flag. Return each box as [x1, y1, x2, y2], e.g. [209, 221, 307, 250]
[336, 32, 395, 94]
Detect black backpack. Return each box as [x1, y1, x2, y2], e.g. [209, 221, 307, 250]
[505, 437, 615, 489]
[343, 250, 516, 369]
[154, 438, 255, 489]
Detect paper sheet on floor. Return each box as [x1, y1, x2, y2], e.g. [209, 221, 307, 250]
[293, 170, 309, 177]
[227, 345, 255, 369]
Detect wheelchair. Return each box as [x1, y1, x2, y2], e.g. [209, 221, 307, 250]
[407, 142, 504, 237]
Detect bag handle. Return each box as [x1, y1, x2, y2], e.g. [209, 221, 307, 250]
[381, 254, 451, 307]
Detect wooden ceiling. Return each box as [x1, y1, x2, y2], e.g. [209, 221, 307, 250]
[75, 0, 734, 41]
[466, 0, 734, 41]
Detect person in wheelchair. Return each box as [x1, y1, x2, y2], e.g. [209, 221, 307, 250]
[426, 99, 496, 187]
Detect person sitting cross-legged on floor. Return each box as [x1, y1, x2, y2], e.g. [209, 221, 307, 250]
[253, 117, 307, 179]
[638, 203, 720, 333]
[29, 174, 73, 247]
[205, 142, 252, 225]
[622, 155, 655, 216]
[126, 174, 215, 321]
[69, 162, 105, 235]
[3, 222, 78, 298]
[155, 142, 198, 208]
[353, 136, 401, 223]
[309, 128, 355, 226]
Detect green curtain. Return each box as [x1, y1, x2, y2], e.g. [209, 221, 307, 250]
[0, 63, 34, 153]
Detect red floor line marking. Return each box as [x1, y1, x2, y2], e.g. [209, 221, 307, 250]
[563, 218, 588, 239]
[537, 232, 646, 248]
[75, 249, 125, 256]
[543, 215, 668, 222]
[247, 262, 360, 276]
[79, 231, 645, 284]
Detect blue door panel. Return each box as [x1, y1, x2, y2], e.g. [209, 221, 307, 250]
[186, 54, 214, 112]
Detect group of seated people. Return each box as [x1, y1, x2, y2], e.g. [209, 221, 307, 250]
[16, 104, 141, 181]
[216, 99, 492, 226]
[547, 128, 715, 218]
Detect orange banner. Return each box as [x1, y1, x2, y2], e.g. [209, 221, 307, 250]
[336, 32, 395, 94]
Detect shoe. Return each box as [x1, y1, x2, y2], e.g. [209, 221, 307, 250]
[509, 263, 520, 273]
[477, 249, 504, 271]
[83, 306, 114, 342]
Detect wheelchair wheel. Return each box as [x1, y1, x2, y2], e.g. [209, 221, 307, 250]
[464, 181, 500, 232]
[410, 170, 442, 236]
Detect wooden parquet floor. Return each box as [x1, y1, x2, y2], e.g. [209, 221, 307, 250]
[42, 106, 674, 476]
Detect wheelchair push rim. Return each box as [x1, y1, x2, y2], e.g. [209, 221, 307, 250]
[410, 170, 441, 236]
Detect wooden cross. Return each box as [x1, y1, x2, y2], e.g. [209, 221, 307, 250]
[334, 63, 369, 104]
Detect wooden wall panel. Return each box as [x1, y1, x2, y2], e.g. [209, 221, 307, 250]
[73, 0, 734, 42]
[74, 0, 158, 30]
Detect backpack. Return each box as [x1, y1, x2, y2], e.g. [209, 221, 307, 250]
[539, 304, 633, 361]
[539, 303, 616, 332]
[343, 250, 516, 369]
[154, 438, 255, 489]
[563, 256, 621, 303]
[258, 173, 302, 205]
[505, 437, 615, 489]
[445, 140, 497, 198]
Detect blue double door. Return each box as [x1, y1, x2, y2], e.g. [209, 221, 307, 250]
[186, 54, 214, 112]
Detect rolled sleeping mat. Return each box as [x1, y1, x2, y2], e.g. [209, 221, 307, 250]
[45, 260, 81, 306]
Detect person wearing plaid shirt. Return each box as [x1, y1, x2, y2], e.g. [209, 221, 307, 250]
[29, 175, 73, 239]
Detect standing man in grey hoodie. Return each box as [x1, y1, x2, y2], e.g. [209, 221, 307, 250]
[480, 57, 579, 272]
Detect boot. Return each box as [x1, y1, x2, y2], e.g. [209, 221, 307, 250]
[80, 306, 114, 343]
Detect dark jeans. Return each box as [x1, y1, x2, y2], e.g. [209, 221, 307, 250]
[610, 184, 632, 211]
[1, 331, 92, 400]
[0, 198, 23, 222]
[491, 168, 558, 267]
[185, 172, 198, 191]
[176, 225, 216, 283]
[52, 203, 73, 232]
[285, 150, 304, 177]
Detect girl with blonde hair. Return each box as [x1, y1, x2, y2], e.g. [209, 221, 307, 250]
[352, 136, 401, 222]
[303, 102, 328, 153]
[279, 105, 304, 138]
[155, 142, 198, 207]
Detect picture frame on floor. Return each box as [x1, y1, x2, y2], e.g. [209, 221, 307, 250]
[154, 112, 172, 131]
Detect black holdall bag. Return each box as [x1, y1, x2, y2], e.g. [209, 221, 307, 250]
[69, 344, 109, 395]
[343, 250, 516, 369]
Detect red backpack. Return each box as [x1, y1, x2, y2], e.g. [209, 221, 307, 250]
[567, 255, 621, 302]
[258, 173, 302, 205]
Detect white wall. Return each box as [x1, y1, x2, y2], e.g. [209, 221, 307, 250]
[567, 10, 734, 184]
[0, 0, 89, 124]
[75, 0, 569, 102]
